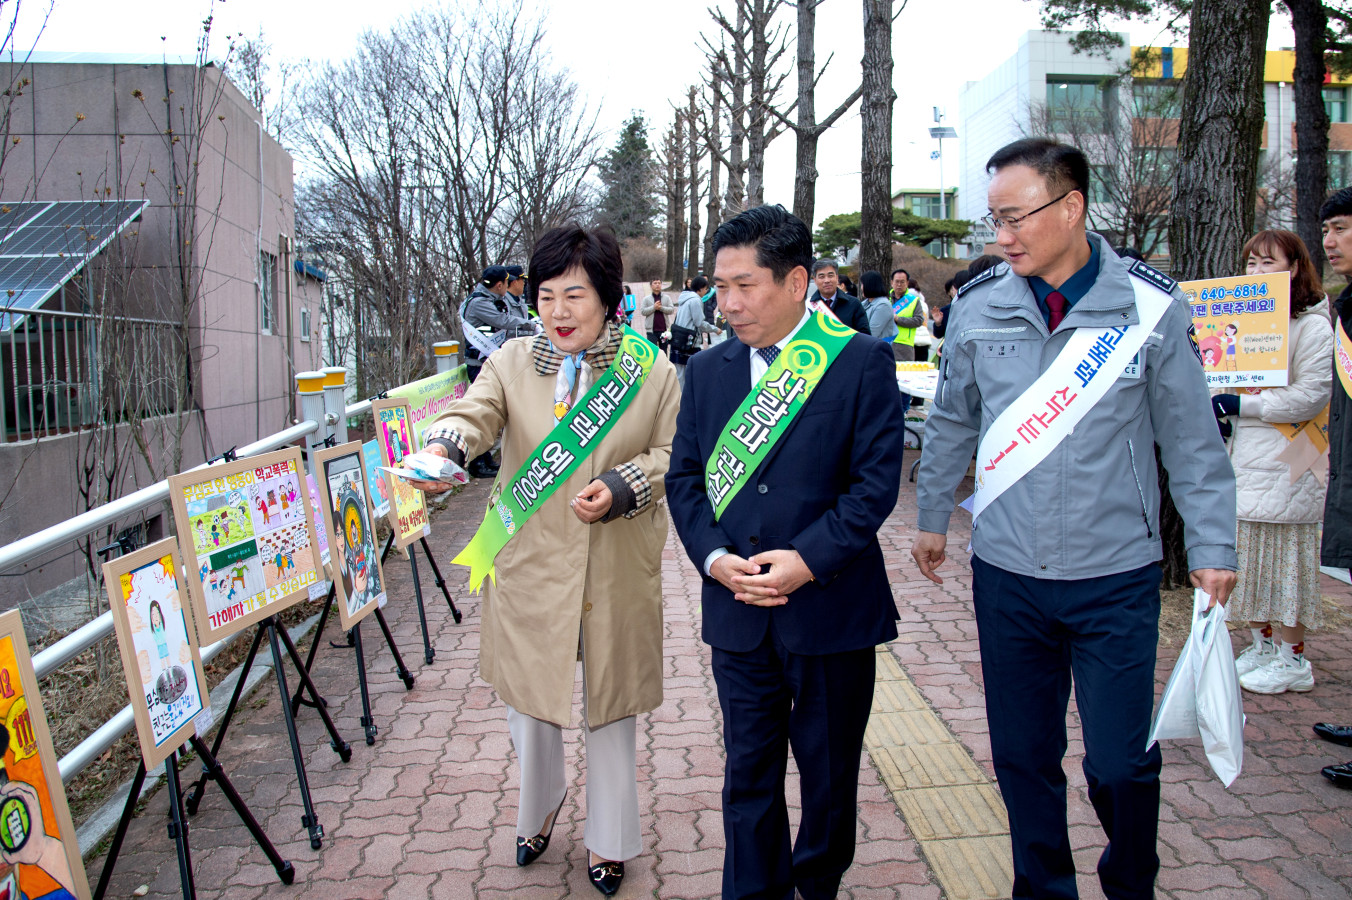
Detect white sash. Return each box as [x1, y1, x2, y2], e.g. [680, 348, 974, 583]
[462, 322, 508, 359]
[971, 278, 1173, 520]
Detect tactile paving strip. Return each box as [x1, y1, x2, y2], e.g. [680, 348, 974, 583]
[864, 646, 1015, 899]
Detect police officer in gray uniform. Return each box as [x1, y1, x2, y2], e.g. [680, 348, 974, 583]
[912, 139, 1237, 900]
[462, 265, 533, 477]
[504, 265, 534, 322]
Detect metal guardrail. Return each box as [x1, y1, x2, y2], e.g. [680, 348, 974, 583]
[23, 419, 322, 783]
[5, 349, 459, 789]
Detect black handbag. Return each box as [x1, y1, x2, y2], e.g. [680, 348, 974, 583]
[669, 323, 698, 355]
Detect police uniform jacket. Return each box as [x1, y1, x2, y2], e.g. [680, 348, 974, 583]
[915, 233, 1238, 580]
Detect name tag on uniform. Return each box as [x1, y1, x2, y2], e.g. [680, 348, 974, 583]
[981, 342, 1023, 358]
[1120, 350, 1142, 380]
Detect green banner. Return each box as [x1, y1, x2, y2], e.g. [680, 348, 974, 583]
[705, 312, 855, 519]
[453, 327, 659, 590]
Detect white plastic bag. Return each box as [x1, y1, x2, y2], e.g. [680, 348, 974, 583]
[1148, 589, 1245, 786]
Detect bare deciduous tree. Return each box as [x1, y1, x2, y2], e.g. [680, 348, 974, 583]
[658, 111, 689, 284]
[296, 0, 600, 395]
[770, 0, 863, 229]
[686, 87, 706, 280]
[859, 0, 896, 275]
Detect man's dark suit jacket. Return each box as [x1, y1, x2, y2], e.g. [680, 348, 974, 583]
[807, 290, 871, 335]
[667, 329, 905, 655]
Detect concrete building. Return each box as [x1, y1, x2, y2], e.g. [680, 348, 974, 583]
[0, 53, 323, 606]
[957, 31, 1352, 261]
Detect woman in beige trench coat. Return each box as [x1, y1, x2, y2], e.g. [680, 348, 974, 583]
[417, 224, 680, 897]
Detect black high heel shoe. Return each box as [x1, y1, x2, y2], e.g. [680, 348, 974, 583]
[516, 791, 567, 866]
[588, 856, 625, 897]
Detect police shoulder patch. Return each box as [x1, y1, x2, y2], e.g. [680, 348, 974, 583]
[1128, 258, 1176, 295]
[956, 262, 1007, 297]
[1187, 322, 1204, 366]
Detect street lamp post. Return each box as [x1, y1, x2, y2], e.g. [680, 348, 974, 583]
[929, 115, 958, 257]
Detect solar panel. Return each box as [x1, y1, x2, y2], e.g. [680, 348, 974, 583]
[0, 199, 149, 332]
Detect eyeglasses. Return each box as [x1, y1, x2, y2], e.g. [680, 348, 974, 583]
[980, 191, 1072, 234]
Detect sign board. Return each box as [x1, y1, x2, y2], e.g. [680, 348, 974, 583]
[1181, 271, 1291, 388]
[369, 398, 431, 549]
[103, 539, 210, 769]
[313, 442, 387, 629]
[387, 366, 471, 449]
[168, 448, 323, 642]
[0, 610, 91, 900]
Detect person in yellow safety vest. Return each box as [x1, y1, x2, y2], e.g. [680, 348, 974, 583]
[890, 269, 925, 363]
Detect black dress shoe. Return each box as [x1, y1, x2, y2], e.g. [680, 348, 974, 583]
[1313, 723, 1352, 747]
[516, 792, 566, 866]
[468, 460, 499, 479]
[1321, 761, 1352, 789]
[588, 859, 624, 896]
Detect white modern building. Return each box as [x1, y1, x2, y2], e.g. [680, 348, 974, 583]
[957, 30, 1352, 262]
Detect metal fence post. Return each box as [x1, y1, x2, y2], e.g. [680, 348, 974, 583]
[296, 372, 328, 465]
[433, 340, 460, 375]
[322, 367, 348, 444]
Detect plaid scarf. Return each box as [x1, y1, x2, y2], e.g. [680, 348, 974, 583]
[530, 322, 623, 376]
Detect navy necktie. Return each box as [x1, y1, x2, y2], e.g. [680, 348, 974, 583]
[1046, 291, 1068, 330]
[757, 345, 781, 366]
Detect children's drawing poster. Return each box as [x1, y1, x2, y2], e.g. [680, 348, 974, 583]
[305, 474, 332, 602]
[102, 539, 210, 769]
[362, 440, 391, 518]
[0, 610, 91, 900]
[169, 447, 323, 642]
[314, 443, 386, 629]
[370, 398, 430, 549]
[1181, 271, 1291, 387]
[306, 474, 330, 567]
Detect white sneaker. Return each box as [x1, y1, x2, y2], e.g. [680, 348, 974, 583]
[1234, 640, 1277, 676]
[1239, 656, 1315, 694]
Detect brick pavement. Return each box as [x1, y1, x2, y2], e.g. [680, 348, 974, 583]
[90, 448, 1352, 898]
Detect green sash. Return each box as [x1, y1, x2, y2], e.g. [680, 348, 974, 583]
[453, 327, 658, 590]
[705, 312, 855, 520]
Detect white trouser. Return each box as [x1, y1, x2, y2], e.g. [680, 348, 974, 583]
[505, 665, 640, 861]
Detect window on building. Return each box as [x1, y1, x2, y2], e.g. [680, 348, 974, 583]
[1132, 80, 1182, 118]
[1134, 147, 1177, 181]
[1324, 87, 1347, 124]
[259, 251, 277, 334]
[1088, 165, 1115, 205]
[911, 195, 943, 219]
[300, 306, 312, 342]
[1046, 77, 1112, 132]
[1331, 152, 1351, 190]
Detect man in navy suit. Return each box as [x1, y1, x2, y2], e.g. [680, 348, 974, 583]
[667, 205, 905, 900]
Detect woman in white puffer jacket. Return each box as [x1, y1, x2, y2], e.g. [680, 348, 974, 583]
[1215, 230, 1333, 695]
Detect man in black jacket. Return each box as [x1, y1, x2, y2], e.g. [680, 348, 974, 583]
[807, 259, 871, 334]
[1318, 187, 1352, 789]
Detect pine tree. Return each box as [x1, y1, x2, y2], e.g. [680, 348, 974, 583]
[598, 114, 660, 241]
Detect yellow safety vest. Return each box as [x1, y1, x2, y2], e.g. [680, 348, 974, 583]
[892, 295, 919, 346]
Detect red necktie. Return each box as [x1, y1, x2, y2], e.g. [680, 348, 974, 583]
[1046, 291, 1068, 331]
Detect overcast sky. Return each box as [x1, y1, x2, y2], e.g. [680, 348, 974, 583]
[20, 0, 1299, 228]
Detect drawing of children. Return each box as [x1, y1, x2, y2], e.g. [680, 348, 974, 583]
[256, 494, 272, 526]
[1224, 322, 1239, 371]
[210, 521, 221, 546]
